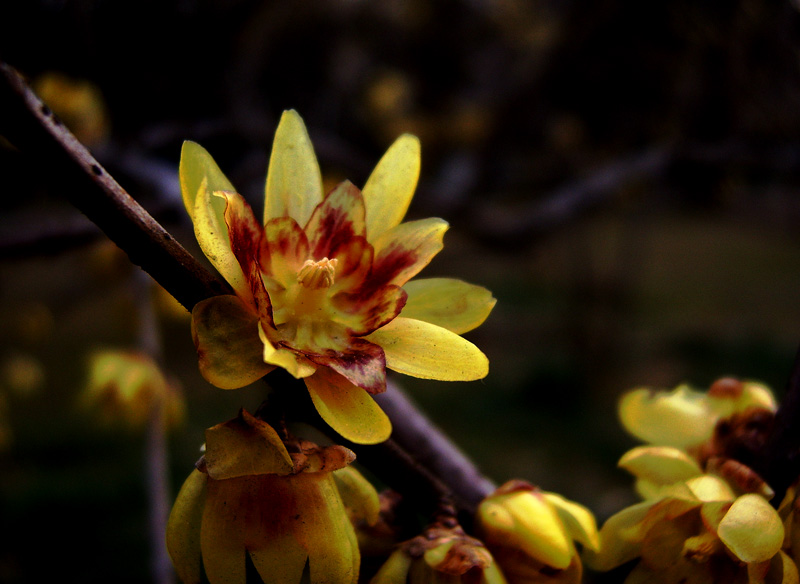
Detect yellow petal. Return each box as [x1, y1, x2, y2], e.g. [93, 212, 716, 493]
[708, 379, 777, 419]
[685, 474, 736, 502]
[166, 469, 207, 584]
[401, 278, 496, 334]
[258, 323, 317, 379]
[366, 317, 488, 381]
[769, 551, 800, 584]
[295, 474, 361, 584]
[305, 368, 392, 445]
[249, 532, 309, 584]
[542, 492, 600, 553]
[203, 409, 294, 479]
[618, 446, 703, 485]
[362, 133, 420, 241]
[478, 490, 573, 570]
[618, 385, 716, 448]
[370, 217, 449, 287]
[582, 500, 655, 571]
[265, 110, 323, 227]
[718, 494, 784, 563]
[191, 296, 273, 389]
[200, 478, 250, 584]
[370, 549, 413, 584]
[333, 466, 381, 526]
[180, 140, 236, 222]
[180, 142, 251, 299]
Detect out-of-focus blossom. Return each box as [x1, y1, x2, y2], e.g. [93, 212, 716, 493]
[167, 409, 361, 584]
[83, 350, 184, 430]
[476, 480, 599, 583]
[586, 378, 798, 583]
[33, 71, 110, 147]
[184, 110, 494, 444]
[371, 521, 507, 584]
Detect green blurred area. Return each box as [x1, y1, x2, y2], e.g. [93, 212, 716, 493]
[3, 0, 800, 582]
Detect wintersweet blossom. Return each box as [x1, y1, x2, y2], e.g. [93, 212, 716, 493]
[166, 409, 361, 584]
[182, 110, 495, 444]
[476, 480, 599, 584]
[585, 379, 799, 583]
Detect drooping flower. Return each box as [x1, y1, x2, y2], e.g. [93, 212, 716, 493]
[182, 110, 495, 445]
[585, 378, 799, 583]
[475, 480, 600, 584]
[166, 409, 361, 584]
[371, 521, 508, 584]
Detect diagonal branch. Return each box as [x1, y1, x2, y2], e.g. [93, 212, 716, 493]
[0, 62, 229, 311]
[0, 61, 495, 517]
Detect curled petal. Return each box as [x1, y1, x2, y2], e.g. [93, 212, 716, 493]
[543, 492, 600, 553]
[618, 385, 716, 448]
[718, 494, 784, 563]
[307, 338, 388, 394]
[166, 469, 207, 584]
[332, 284, 407, 337]
[218, 191, 273, 325]
[366, 317, 488, 381]
[583, 501, 655, 571]
[401, 277, 496, 334]
[192, 177, 250, 302]
[265, 109, 323, 226]
[258, 323, 317, 379]
[333, 466, 381, 526]
[305, 367, 392, 445]
[192, 295, 273, 389]
[305, 181, 367, 259]
[180, 140, 235, 223]
[203, 409, 294, 480]
[618, 446, 703, 485]
[362, 133, 421, 241]
[369, 217, 449, 288]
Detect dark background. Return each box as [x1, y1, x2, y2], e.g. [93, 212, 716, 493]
[3, 0, 800, 582]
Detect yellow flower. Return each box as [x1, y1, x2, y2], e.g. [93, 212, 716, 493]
[586, 378, 798, 583]
[182, 110, 495, 445]
[371, 522, 507, 584]
[83, 349, 184, 429]
[584, 476, 795, 583]
[166, 409, 361, 584]
[618, 378, 776, 450]
[475, 480, 599, 584]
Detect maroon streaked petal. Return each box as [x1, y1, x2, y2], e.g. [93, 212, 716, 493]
[332, 284, 407, 336]
[220, 191, 274, 326]
[305, 181, 366, 259]
[329, 235, 373, 294]
[306, 338, 387, 395]
[262, 216, 310, 288]
[368, 217, 449, 289]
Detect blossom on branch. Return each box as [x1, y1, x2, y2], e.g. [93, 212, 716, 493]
[585, 378, 799, 584]
[182, 110, 495, 444]
[476, 480, 599, 584]
[166, 409, 363, 584]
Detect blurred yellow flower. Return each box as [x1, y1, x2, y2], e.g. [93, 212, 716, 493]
[586, 378, 798, 583]
[167, 409, 361, 584]
[83, 349, 184, 430]
[183, 110, 495, 445]
[476, 480, 599, 584]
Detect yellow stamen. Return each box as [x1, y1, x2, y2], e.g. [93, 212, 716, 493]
[297, 258, 338, 289]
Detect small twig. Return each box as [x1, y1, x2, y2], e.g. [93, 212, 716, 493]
[132, 270, 173, 584]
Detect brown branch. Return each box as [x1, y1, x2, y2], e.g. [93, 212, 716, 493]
[0, 62, 229, 311]
[0, 61, 495, 519]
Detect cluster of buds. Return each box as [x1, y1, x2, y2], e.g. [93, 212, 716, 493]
[585, 378, 800, 583]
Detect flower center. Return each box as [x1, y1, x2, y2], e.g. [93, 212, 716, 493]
[297, 257, 338, 289]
